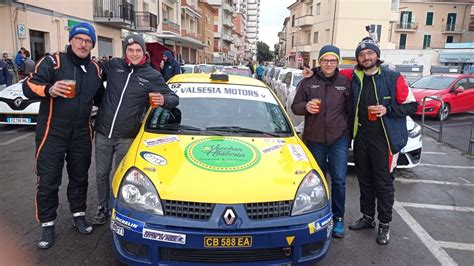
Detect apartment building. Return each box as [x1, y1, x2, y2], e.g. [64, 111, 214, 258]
[276, 17, 290, 66]
[199, 0, 216, 63]
[208, 0, 234, 64]
[246, 0, 260, 60]
[232, 0, 247, 64]
[391, 0, 473, 50]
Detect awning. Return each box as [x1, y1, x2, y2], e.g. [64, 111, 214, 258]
[155, 33, 206, 49]
[439, 50, 474, 63]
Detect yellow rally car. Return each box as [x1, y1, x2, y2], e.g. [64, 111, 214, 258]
[110, 73, 333, 265]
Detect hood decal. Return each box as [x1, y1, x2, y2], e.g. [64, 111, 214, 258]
[144, 135, 179, 147]
[287, 145, 309, 162]
[185, 137, 261, 172]
[140, 152, 167, 166]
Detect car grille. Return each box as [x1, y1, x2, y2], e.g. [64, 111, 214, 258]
[244, 200, 293, 220]
[162, 200, 214, 221]
[397, 153, 410, 166]
[0, 97, 40, 110]
[159, 247, 289, 263]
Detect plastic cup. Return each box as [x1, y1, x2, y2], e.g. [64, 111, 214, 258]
[367, 105, 378, 121]
[63, 80, 76, 98]
[312, 98, 321, 114]
[149, 93, 159, 108]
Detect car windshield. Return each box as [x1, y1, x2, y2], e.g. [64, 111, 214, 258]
[292, 75, 303, 87]
[410, 76, 456, 90]
[199, 65, 214, 73]
[222, 68, 252, 77]
[146, 84, 292, 137]
[182, 66, 193, 73]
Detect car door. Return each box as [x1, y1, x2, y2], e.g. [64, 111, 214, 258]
[467, 78, 474, 112]
[449, 78, 470, 113]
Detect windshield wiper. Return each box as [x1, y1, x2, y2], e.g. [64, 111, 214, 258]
[205, 126, 281, 137]
[156, 124, 223, 136]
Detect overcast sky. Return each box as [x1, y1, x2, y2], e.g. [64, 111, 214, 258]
[259, 0, 294, 50]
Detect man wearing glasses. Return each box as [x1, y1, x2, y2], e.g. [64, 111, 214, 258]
[291, 45, 352, 239]
[23, 22, 104, 249]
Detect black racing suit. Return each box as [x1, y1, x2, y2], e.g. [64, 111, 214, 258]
[22, 46, 104, 223]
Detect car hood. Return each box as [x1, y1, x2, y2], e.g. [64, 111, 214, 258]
[0, 82, 25, 100]
[412, 88, 443, 101]
[115, 133, 324, 204]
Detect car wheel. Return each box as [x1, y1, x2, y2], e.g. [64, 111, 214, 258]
[437, 103, 450, 121]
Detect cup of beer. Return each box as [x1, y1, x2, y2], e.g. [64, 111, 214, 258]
[367, 105, 378, 121]
[311, 98, 321, 114]
[149, 92, 160, 108]
[63, 80, 76, 99]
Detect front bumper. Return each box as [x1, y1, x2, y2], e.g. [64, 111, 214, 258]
[110, 200, 332, 265]
[415, 101, 440, 117]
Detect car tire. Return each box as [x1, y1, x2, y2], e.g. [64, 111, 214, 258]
[437, 103, 450, 121]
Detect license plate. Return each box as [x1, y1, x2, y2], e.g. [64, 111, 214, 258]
[204, 236, 252, 248]
[111, 221, 124, 236]
[7, 117, 31, 124]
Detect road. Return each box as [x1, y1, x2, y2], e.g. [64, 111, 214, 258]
[0, 124, 473, 265]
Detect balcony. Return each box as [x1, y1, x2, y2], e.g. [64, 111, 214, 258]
[297, 15, 313, 27]
[395, 22, 418, 32]
[181, 0, 202, 17]
[134, 12, 157, 32]
[222, 18, 233, 28]
[222, 34, 233, 43]
[223, 3, 234, 14]
[296, 41, 312, 53]
[181, 29, 203, 42]
[162, 19, 180, 34]
[93, 0, 135, 27]
[442, 24, 463, 34]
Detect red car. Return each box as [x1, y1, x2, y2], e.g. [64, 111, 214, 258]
[411, 74, 474, 120]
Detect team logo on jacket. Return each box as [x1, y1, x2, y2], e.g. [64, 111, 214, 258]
[335, 86, 346, 91]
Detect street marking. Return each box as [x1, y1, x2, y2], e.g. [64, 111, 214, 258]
[438, 241, 474, 251]
[396, 178, 474, 187]
[421, 151, 446, 155]
[420, 163, 474, 170]
[0, 133, 34, 146]
[393, 201, 457, 266]
[398, 202, 474, 213]
[458, 177, 472, 184]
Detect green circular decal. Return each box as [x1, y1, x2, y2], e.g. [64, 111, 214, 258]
[185, 137, 261, 172]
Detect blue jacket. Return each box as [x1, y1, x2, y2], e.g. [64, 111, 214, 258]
[161, 50, 181, 82]
[0, 61, 12, 86]
[256, 65, 265, 76]
[352, 67, 417, 154]
[15, 52, 23, 68]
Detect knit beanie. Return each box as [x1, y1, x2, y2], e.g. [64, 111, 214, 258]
[69, 22, 97, 47]
[355, 37, 380, 58]
[318, 45, 340, 62]
[123, 34, 146, 54]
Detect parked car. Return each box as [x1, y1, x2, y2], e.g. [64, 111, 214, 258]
[181, 64, 202, 74]
[109, 73, 333, 265]
[0, 79, 100, 125]
[272, 68, 293, 93]
[198, 64, 217, 74]
[411, 74, 474, 120]
[221, 66, 252, 77]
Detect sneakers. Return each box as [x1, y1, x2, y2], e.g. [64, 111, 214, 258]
[72, 213, 94, 234]
[348, 215, 375, 230]
[93, 206, 109, 225]
[376, 223, 390, 245]
[332, 217, 345, 238]
[38, 222, 55, 250]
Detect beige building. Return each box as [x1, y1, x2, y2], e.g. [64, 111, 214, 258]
[286, 0, 397, 68]
[199, 0, 216, 63]
[390, 0, 474, 50]
[208, 0, 235, 64]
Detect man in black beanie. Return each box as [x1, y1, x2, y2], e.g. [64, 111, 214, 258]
[291, 44, 352, 238]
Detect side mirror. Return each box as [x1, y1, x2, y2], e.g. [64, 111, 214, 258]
[453, 85, 464, 94]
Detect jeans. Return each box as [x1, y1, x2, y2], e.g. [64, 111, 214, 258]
[306, 136, 348, 219]
[95, 132, 134, 208]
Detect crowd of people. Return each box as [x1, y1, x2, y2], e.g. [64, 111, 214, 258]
[0, 48, 35, 89]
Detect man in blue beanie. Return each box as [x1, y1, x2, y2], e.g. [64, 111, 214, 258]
[291, 44, 352, 238]
[23, 21, 104, 249]
[160, 50, 181, 81]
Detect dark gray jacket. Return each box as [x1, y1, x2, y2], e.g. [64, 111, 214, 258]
[95, 57, 179, 139]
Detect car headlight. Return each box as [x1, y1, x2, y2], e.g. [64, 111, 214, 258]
[409, 123, 421, 138]
[291, 170, 328, 216]
[118, 167, 163, 215]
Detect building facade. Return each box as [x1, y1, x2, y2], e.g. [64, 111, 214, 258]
[246, 0, 260, 61]
[199, 0, 216, 64]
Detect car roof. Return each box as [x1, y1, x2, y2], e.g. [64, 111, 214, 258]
[169, 73, 267, 87]
[431, 74, 474, 78]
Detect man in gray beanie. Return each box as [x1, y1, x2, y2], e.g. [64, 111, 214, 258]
[93, 34, 179, 224]
[291, 44, 352, 238]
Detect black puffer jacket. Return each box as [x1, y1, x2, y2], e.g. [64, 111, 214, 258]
[95, 57, 179, 139]
[291, 67, 352, 144]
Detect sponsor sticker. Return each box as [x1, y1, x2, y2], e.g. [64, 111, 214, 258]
[144, 135, 179, 147]
[114, 212, 145, 234]
[142, 229, 186, 245]
[308, 216, 332, 235]
[287, 145, 309, 161]
[261, 144, 284, 154]
[140, 152, 167, 166]
[263, 138, 285, 144]
[110, 220, 124, 236]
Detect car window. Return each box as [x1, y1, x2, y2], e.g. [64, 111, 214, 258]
[468, 78, 474, 90]
[274, 69, 281, 79]
[454, 78, 469, 90]
[222, 68, 252, 77]
[292, 74, 303, 87]
[182, 66, 193, 73]
[283, 73, 291, 86]
[410, 76, 456, 90]
[146, 83, 292, 137]
[269, 68, 275, 78]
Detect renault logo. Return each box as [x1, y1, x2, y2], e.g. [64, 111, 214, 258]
[223, 208, 236, 225]
[14, 97, 23, 108]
